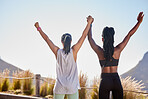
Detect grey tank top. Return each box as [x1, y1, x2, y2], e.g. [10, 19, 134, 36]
[53, 49, 80, 94]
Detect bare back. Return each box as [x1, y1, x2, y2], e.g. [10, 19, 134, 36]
[96, 47, 121, 73]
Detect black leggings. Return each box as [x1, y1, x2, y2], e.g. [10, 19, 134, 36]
[99, 73, 123, 99]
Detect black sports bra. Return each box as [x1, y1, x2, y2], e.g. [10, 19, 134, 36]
[99, 57, 119, 67]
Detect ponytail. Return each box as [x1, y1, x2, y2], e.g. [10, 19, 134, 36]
[61, 33, 72, 54]
[102, 27, 115, 61]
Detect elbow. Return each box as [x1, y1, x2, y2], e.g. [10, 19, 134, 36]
[127, 32, 132, 38]
[129, 34, 133, 38]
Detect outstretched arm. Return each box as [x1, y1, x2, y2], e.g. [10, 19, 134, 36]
[116, 12, 144, 52]
[34, 22, 59, 58]
[88, 25, 102, 54]
[72, 16, 94, 54]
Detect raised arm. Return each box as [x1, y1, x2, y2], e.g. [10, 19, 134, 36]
[116, 12, 144, 52]
[34, 22, 59, 58]
[72, 16, 94, 54]
[88, 25, 102, 54]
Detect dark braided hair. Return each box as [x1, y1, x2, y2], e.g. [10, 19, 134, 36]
[102, 27, 115, 61]
[61, 33, 72, 54]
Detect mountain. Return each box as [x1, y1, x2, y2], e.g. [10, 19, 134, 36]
[0, 58, 23, 76]
[121, 51, 148, 91]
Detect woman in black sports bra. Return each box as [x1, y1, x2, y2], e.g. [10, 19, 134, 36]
[88, 12, 144, 99]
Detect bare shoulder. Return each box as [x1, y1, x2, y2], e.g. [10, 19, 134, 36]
[94, 45, 103, 54]
[113, 47, 121, 59]
[96, 47, 105, 60]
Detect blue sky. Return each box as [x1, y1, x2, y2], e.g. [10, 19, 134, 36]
[0, 0, 148, 79]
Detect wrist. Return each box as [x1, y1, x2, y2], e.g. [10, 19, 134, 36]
[90, 24, 92, 27]
[139, 21, 142, 23]
[137, 22, 142, 25]
[87, 22, 92, 25]
[37, 27, 41, 31]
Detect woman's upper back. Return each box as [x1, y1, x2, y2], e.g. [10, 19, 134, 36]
[56, 49, 79, 81]
[56, 49, 77, 74]
[97, 47, 121, 67]
[55, 48, 80, 94]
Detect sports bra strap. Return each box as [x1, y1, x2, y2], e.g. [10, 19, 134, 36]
[99, 57, 119, 67]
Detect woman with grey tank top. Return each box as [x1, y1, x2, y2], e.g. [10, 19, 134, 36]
[34, 16, 94, 99]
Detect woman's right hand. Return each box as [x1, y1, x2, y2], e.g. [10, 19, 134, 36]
[137, 12, 144, 23]
[87, 15, 94, 24]
[34, 22, 40, 28]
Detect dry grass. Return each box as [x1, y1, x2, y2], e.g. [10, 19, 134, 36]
[1, 69, 10, 91]
[47, 78, 55, 95]
[12, 70, 23, 90]
[22, 70, 34, 95]
[40, 77, 55, 98]
[0, 70, 2, 91]
[79, 71, 88, 99]
[121, 76, 147, 99]
[40, 81, 48, 97]
[0, 69, 34, 95]
[90, 76, 100, 99]
[1, 68, 148, 99]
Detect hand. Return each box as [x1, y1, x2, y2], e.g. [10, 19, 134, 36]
[34, 22, 40, 28]
[137, 12, 144, 23]
[87, 15, 94, 24]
